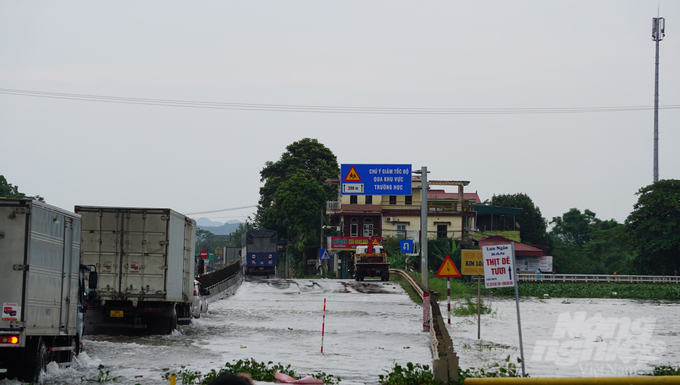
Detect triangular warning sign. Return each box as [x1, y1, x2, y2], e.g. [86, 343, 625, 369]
[436, 255, 462, 278]
[344, 166, 361, 182]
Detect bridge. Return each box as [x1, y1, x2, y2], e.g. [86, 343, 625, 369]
[517, 273, 680, 284]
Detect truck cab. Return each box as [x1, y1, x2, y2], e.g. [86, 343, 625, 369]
[353, 244, 390, 281]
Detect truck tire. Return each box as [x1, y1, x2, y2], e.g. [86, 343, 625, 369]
[32, 339, 49, 383]
[381, 270, 390, 281]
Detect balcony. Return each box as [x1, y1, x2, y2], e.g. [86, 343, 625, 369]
[427, 201, 474, 213]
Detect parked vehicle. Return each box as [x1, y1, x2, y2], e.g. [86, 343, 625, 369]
[354, 240, 390, 281]
[75, 206, 196, 335]
[241, 230, 278, 277]
[0, 199, 88, 383]
[191, 280, 209, 318]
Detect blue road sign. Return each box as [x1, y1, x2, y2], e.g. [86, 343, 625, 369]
[320, 248, 331, 261]
[340, 164, 412, 195]
[400, 240, 414, 254]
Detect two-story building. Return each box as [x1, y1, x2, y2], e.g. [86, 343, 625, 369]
[325, 175, 480, 277]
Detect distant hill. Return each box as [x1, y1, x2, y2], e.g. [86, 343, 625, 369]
[196, 218, 242, 235]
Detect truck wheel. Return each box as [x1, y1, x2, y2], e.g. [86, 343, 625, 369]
[32, 339, 49, 383]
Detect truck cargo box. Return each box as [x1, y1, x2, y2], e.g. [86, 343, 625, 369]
[0, 199, 85, 382]
[75, 206, 195, 303]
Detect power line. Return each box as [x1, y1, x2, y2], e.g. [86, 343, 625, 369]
[1, 87, 679, 115]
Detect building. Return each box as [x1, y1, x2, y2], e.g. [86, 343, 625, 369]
[325, 175, 482, 277]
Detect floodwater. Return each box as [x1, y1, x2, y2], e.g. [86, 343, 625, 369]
[2, 279, 431, 385]
[442, 295, 680, 378]
[2, 280, 678, 384]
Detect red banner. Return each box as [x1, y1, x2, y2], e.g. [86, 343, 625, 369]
[327, 236, 383, 250]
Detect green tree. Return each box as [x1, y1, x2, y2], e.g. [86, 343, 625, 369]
[196, 228, 232, 256]
[489, 193, 550, 247]
[0, 175, 45, 201]
[625, 180, 680, 275]
[551, 208, 598, 247]
[269, 171, 327, 273]
[256, 139, 339, 276]
[257, 138, 339, 231]
[550, 208, 630, 274]
[229, 221, 255, 248]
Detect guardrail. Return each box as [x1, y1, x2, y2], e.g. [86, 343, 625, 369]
[518, 274, 680, 284]
[391, 269, 458, 383]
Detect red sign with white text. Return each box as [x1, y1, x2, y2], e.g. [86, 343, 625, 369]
[327, 237, 383, 250]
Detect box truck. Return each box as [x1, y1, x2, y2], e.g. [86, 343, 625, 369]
[75, 206, 195, 335]
[0, 199, 87, 383]
[241, 230, 278, 277]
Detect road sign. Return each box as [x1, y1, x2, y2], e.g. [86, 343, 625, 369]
[340, 164, 412, 195]
[319, 248, 331, 261]
[199, 249, 209, 259]
[399, 240, 414, 254]
[482, 244, 516, 288]
[435, 255, 462, 278]
[461, 250, 484, 275]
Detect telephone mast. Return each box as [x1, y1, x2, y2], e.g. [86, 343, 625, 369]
[652, 16, 665, 183]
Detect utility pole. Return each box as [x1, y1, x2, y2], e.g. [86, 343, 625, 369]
[419, 167, 428, 290]
[652, 16, 665, 183]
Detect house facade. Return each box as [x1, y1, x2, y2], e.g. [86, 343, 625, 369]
[326, 176, 480, 242]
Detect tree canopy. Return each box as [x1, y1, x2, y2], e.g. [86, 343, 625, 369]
[489, 193, 550, 247]
[256, 139, 339, 275]
[0, 175, 44, 201]
[549, 208, 629, 274]
[625, 180, 680, 275]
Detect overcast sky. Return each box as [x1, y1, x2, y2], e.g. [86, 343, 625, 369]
[1, 1, 679, 226]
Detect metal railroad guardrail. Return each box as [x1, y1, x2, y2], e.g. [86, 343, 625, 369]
[518, 274, 680, 284]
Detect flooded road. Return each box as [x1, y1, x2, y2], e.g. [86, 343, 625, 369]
[2, 279, 678, 384]
[6, 279, 431, 385]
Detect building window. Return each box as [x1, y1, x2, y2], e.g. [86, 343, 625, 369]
[350, 195, 358, 204]
[350, 218, 358, 237]
[363, 218, 373, 237]
[405, 195, 412, 205]
[365, 196, 373, 204]
[397, 224, 406, 238]
[437, 224, 448, 239]
[389, 195, 397, 205]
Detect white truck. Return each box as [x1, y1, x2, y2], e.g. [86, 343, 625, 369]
[75, 206, 195, 335]
[0, 199, 87, 383]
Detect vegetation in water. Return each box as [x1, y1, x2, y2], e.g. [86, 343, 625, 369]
[451, 295, 493, 317]
[458, 355, 529, 382]
[83, 364, 122, 383]
[379, 362, 444, 385]
[379, 357, 528, 385]
[651, 365, 680, 376]
[161, 358, 341, 384]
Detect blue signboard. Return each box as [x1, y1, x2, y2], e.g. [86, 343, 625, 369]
[399, 240, 414, 254]
[320, 248, 331, 261]
[340, 164, 412, 195]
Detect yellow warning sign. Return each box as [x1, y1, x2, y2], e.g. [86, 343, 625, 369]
[461, 250, 484, 275]
[343, 166, 361, 182]
[435, 255, 462, 278]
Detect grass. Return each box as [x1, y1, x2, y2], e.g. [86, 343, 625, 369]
[451, 295, 493, 317]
